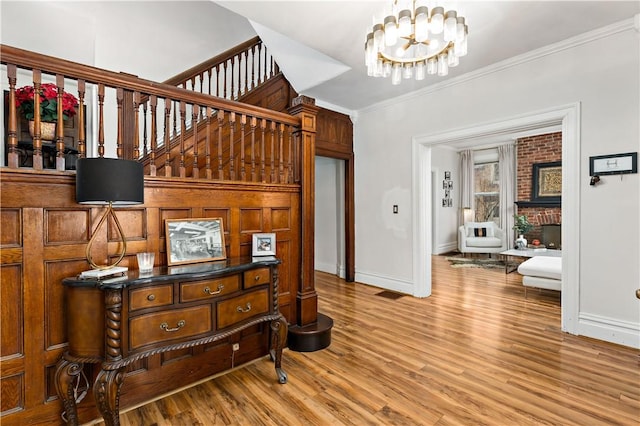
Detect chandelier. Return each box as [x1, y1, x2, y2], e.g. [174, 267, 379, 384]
[365, 0, 468, 84]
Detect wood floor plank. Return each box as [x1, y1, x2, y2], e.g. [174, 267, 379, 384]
[94, 255, 639, 425]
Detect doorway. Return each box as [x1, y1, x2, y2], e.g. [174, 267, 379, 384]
[412, 103, 580, 335]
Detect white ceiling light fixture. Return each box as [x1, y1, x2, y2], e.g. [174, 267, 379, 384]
[365, 0, 468, 85]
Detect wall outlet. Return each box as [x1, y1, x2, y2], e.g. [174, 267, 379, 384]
[232, 343, 240, 351]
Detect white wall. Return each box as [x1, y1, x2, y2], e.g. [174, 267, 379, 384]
[431, 147, 459, 254]
[353, 21, 640, 347]
[315, 156, 345, 277]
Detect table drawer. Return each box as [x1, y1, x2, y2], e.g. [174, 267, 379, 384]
[244, 267, 270, 289]
[217, 289, 269, 329]
[180, 275, 239, 302]
[129, 305, 212, 350]
[129, 285, 173, 311]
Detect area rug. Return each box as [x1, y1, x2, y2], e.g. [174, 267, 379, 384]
[445, 256, 505, 269]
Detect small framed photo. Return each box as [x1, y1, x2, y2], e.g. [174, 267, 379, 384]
[447, 180, 453, 189]
[444, 189, 450, 198]
[442, 198, 447, 207]
[447, 198, 453, 207]
[444, 171, 451, 180]
[443, 180, 448, 190]
[165, 218, 226, 266]
[252, 233, 276, 256]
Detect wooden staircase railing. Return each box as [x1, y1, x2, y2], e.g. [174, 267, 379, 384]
[163, 36, 280, 102]
[1, 44, 301, 183]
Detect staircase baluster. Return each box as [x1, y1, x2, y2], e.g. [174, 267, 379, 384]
[97, 83, 105, 159]
[215, 64, 220, 97]
[116, 88, 124, 159]
[287, 125, 293, 183]
[229, 112, 235, 180]
[164, 98, 172, 177]
[192, 105, 199, 179]
[257, 43, 262, 87]
[278, 123, 284, 183]
[260, 118, 266, 182]
[270, 121, 276, 183]
[172, 100, 178, 139]
[77, 80, 86, 159]
[30, 71, 43, 169]
[149, 95, 157, 176]
[205, 106, 212, 179]
[207, 69, 212, 96]
[55, 75, 65, 171]
[244, 50, 249, 95]
[6, 64, 18, 168]
[179, 101, 186, 178]
[240, 114, 246, 181]
[133, 91, 141, 160]
[217, 110, 224, 180]
[230, 56, 235, 100]
[251, 44, 256, 90]
[223, 61, 228, 100]
[250, 117, 257, 182]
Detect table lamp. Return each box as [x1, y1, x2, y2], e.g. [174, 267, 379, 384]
[76, 157, 144, 278]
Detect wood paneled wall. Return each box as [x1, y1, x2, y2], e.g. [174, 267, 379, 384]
[0, 169, 300, 424]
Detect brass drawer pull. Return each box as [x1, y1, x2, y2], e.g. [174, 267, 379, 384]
[160, 320, 186, 332]
[236, 303, 252, 313]
[254, 276, 260, 281]
[204, 284, 224, 295]
[147, 294, 156, 301]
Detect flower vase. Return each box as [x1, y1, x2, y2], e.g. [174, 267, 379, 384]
[515, 234, 527, 250]
[28, 120, 56, 141]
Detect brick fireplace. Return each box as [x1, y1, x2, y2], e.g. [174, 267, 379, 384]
[515, 132, 562, 248]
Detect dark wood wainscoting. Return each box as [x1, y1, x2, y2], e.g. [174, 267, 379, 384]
[0, 169, 300, 425]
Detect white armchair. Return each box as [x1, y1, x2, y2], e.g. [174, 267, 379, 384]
[458, 221, 508, 255]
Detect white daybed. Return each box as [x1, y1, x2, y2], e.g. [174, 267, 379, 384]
[517, 256, 562, 297]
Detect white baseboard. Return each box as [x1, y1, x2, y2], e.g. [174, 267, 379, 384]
[577, 313, 640, 349]
[315, 261, 345, 278]
[354, 270, 414, 295]
[433, 241, 457, 255]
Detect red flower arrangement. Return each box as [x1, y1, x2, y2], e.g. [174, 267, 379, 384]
[15, 83, 78, 123]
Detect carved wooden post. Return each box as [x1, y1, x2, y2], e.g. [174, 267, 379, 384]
[6, 64, 18, 168]
[288, 95, 319, 327]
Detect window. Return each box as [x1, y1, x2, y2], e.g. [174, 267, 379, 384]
[474, 161, 499, 223]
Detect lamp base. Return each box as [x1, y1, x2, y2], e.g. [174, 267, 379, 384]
[79, 266, 128, 279]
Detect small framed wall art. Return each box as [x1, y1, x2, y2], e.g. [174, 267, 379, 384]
[252, 233, 276, 256]
[165, 218, 226, 266]
[589, 152, 637, 176]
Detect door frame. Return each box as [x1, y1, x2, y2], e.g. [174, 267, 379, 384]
[412, 103, 581, 334]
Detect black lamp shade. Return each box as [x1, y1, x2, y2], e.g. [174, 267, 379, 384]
[76, 158, 144, 205]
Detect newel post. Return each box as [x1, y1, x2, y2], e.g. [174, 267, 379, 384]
[288, 95, 319, 327]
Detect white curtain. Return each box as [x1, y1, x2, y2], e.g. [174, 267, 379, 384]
[498, 144, 516, 244]
[459, 149, 474, 227]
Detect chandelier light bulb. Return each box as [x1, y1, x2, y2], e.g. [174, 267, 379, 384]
[403, 63, 413, 79]
[437, 53, 448, 76]
[430, 7, 445, 34]
[456, 17, 466, 42]
[391, 63, 402, 85]
[415, 61, 426, 80]
[414, 6, 429, 42]
[427, 57, 437, 75]
[384, 15, 398, 46]
[398, 9, 412, 37]
[444, 10, 457, 42]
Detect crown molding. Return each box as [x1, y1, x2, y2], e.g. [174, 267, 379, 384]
[359, 16, 637, 114]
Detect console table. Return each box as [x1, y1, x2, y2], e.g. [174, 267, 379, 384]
[54, 257, 287, 426]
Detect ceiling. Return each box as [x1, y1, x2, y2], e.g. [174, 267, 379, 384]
[214, 1, 639, 112]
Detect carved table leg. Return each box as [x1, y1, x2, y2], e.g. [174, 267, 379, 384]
[54, 357, 84, 425]
[270, 315, 288, 384]
[94, 367, 126, 426]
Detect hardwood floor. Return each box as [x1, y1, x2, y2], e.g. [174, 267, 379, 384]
[99, 255, 639, 425]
